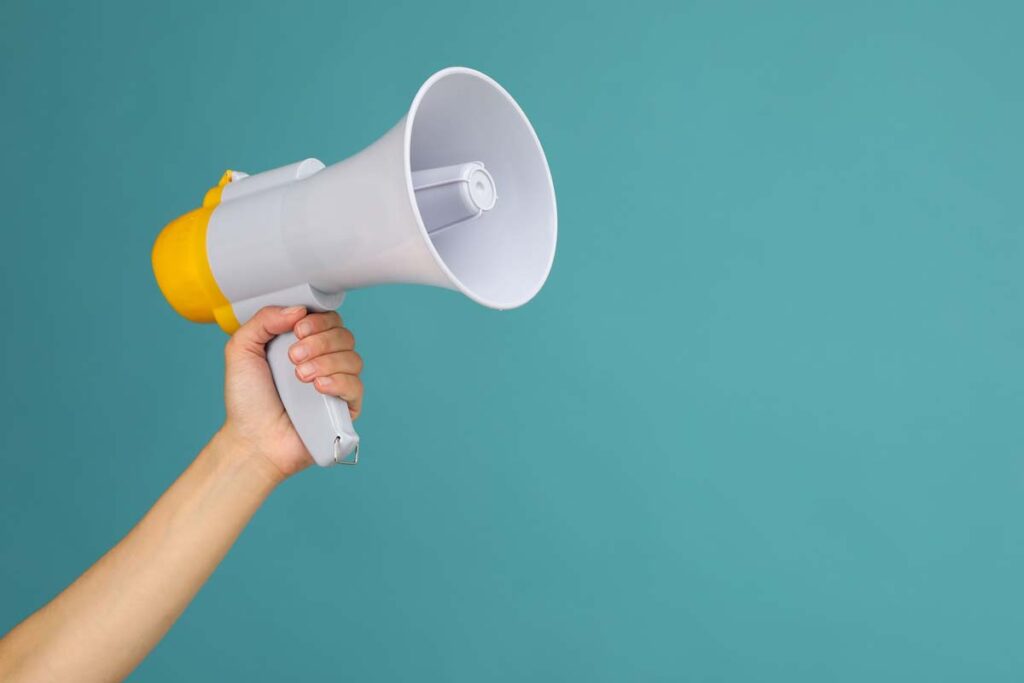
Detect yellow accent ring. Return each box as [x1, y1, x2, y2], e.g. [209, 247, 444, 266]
[151, 171, 241, 333]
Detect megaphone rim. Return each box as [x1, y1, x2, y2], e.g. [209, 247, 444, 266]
[403, 66, 558, 310]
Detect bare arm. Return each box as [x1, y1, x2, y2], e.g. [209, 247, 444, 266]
[0, 306, 364, 682]
[0, 433, 279, 681]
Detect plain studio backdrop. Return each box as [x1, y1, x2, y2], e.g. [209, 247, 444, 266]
[1, 1, 1022, 680]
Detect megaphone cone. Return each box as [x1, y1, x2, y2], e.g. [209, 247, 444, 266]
[153, 67, 557, 467]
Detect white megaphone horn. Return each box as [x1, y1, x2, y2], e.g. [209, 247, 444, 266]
[152, 67, 558, 467]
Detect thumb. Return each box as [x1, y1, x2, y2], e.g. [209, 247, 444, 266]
[226, 306, 307, 361]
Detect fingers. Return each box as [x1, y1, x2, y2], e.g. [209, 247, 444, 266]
[314, 374, 363, 413]
[225, 306, 307, 360]
[293, 350, 364, 382]
[288, 326, 355, 363]
[294, 311, 343, 339]
[307, 362, 363, 420]
[288, 314, 364, 419]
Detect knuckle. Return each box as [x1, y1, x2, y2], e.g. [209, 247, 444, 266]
[311, 311, 341, 330]
[340, 328, 356, 348]
[350, 351, 364, 373]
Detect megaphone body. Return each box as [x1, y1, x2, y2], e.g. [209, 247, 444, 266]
[152, 67, 557, 467]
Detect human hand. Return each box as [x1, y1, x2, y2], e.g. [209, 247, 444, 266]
[219, 306, 364, 481]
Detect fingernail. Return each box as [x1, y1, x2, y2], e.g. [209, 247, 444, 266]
[296, 322, 311, 337]
[282, 306, 304, 315]
[315, 376, 333, 388]
[297, 362, 316, 378]
[289, 344, 309, 362]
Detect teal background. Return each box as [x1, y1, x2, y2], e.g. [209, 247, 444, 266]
[2, 1, 1022, 680]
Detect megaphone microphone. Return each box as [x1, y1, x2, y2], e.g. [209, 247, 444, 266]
[152, 67, 557, 467]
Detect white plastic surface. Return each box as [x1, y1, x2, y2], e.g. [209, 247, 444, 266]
[230, 283, 344, 331]
[221, 159, 324, 203]
[406, 68, 557, 309]
[412, 162, 496, 234]
[206, 67, 556, 312]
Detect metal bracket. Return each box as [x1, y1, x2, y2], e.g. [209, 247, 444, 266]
[334, 437, 359, 466]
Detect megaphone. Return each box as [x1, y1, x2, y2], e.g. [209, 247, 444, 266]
[152, 67, 557, 467]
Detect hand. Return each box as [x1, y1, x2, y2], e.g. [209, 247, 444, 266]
[219, 306, 364, 481]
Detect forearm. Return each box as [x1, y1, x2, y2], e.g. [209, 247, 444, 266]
[0, 431, 282, 683]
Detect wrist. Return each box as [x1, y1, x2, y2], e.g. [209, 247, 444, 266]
[209, 426, 289, 489]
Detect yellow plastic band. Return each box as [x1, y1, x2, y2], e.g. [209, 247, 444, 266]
[203, 169, 234, 208]
[152, 171, 241, 333]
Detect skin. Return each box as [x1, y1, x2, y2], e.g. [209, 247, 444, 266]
[0, 306, 363, 683]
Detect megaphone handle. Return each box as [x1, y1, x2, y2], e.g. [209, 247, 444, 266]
[266, 331, 360, 467]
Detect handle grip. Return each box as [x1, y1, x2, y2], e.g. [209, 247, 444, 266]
[266, 331, 360, 466]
